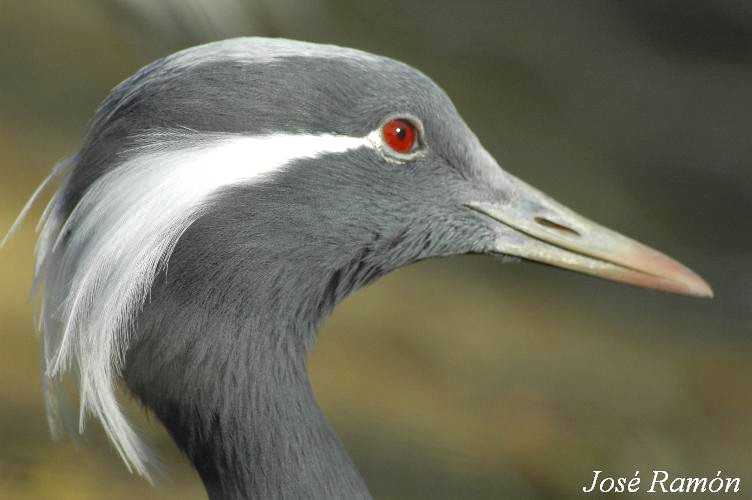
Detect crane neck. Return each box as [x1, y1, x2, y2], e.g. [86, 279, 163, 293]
[119, 192, 408, 498]
[189, 344, 368, 499]
[124, 273, 373, 499]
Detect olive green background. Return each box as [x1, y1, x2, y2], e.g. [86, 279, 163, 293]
[1, 1, 750, 499]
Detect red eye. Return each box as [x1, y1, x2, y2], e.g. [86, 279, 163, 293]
[382, 118, 417, 154]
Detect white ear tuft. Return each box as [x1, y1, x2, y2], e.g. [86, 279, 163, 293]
[19, 130, 372, 479]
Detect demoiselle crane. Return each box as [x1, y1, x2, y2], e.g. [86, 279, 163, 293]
[4, 38, 712, 499]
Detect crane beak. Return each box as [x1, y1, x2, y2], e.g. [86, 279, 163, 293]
[466, 177, 713, 298]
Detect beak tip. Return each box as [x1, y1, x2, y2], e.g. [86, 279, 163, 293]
[625, 245, 714, 299]
[662, 265, 714, 299]
[688, 278, 714, 299]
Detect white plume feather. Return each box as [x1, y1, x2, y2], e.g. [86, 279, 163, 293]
[6, 130, 372, 479]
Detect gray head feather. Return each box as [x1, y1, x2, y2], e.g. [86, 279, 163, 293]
[11, 37, 497, 489]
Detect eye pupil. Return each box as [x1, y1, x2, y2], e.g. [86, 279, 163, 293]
[382, 118, 417, 154]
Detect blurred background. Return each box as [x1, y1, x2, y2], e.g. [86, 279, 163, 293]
[1, 1, 751, 498]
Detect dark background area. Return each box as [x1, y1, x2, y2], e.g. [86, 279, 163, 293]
[1, 1, 750, 498]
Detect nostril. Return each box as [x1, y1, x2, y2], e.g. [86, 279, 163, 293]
[534, 216, 580, 236]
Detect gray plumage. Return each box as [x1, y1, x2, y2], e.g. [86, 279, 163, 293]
[25, 37, 495, 499]
[7, 36, 711, 500]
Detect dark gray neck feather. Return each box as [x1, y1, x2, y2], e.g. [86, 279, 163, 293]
[128, 323, 368, 499]
[125, 270, 374, 499]
[121, 189, 403, 499]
